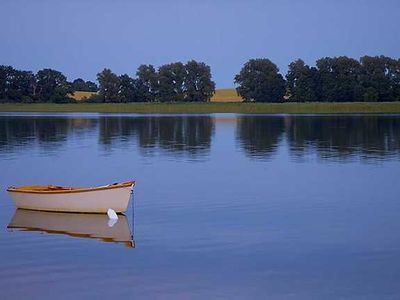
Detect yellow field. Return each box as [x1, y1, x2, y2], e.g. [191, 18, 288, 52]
[69, 89, 242, 102]
[211, 88, 243, 102]
[68, 91, 97, 101]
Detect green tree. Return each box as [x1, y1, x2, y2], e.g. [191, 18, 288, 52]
[72, 78, 98, 92]
[136, 64, 158, 102]
[71, 78, 87, 91]
[0, 66, 36, 102]
[86, 81, 98, 92]
[0, 66, 13, 100]
[118, 74, 138, 102]
[184, 60, 215, 102]
[286, 59, 319, 102]
[9, 70, 36, 102]
[360, 56, 400, 102]
[36, 68, 71, 103]
[97, 68, 120, 102]
[363, 87, 379, 102]
[391, 59, 400, 101]
[316, 56, 362, 102]
[158, 62, 186, 102]
[235, 59, 285, 102]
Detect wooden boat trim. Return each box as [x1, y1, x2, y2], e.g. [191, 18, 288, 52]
[7, 181, 135, 194]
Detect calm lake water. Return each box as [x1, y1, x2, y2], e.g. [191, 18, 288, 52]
[1, 113, 400, 299]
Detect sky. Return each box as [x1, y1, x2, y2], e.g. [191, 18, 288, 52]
[1, 0, 399, 88]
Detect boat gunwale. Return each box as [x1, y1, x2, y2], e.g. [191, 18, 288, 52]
[6, 181, 135, 194]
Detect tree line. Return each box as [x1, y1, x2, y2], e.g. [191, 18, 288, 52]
[0, 66, 98, 103]
[235, 56, 400, 102]
[1, 55, 400, 103]
[0, 60, 215, 103]
[95, 60, 215, 103]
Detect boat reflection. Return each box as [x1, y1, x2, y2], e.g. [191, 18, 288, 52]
[7, 209, 135, 248]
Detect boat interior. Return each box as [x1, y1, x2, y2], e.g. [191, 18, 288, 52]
[7, 181, 135, 193]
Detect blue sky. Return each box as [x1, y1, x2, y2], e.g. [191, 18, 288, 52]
[1, 0, 399, 87]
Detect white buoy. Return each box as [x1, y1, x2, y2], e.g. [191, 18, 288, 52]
[107, 208, 118, 220]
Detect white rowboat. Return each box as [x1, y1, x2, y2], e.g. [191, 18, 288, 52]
[7, 181, 135, 213]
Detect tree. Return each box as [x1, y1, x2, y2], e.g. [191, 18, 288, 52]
[118, 74, 138, 102]
[36, 68, 71, 103]
[0, 66, 36, 102]
[0, 66, 13, 100]
[72, 78, 98, 92]
[360, 56, 400, 102]
[316, 56, 362, 102]
[390, 59, 400, 101]
[86, 81, 98, 92]
[158, 62, 186, 102]
[184, 60, 215, 102]
[286, 59, 319, 102]
[71, 78, 87, 91]
[363, 87, 379, 102]
[394, 59, 400, 101]
[9, 70, 36, 102]
[235, 59, 285, 102]
[136, 64, 158, 102]
[97, 68, 120, 102]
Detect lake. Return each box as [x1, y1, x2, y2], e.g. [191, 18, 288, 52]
[1, 113, 400, 299]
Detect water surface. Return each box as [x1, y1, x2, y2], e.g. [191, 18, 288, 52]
[1, 113, 400, 299]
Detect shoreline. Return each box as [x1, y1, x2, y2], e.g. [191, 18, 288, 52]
[1, 102, 400, 114]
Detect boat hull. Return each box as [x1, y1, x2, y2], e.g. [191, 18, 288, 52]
[8, 185, 133, 213]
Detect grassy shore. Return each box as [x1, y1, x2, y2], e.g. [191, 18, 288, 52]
[1, 102, 400, 114]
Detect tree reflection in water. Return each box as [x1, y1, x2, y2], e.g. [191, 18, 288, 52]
[0, 115, 215, 159]
[237, 115, 400, 161]
[236, 116, 285, 160]
[1, 114, 400, 162]
[98, 116, 215, 159]
[0, 116, 97, 153]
